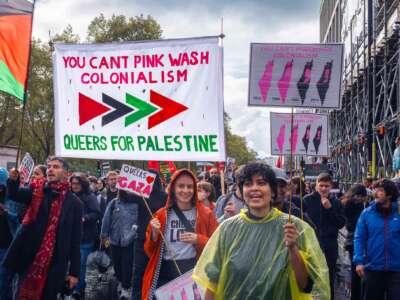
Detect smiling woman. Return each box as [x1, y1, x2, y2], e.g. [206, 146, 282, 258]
[142, 169, 218, 300]
[193, 162, 330, 300]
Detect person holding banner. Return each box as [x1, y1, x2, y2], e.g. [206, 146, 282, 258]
[142, 169, 218, 300]
[132, 171, 167, 300]
[3, 156, 83, 300]
[193, 162, 330, 300]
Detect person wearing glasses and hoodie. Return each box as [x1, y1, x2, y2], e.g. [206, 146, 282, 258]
[142, 169, 218, 300]
[69, 172, 101, 300]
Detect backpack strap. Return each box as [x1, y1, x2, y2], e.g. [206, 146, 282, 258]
[171, 205, 195, 232]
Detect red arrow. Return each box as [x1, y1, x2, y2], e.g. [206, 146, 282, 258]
[79, 93, 111, 125]
[148, 90, 188, 129]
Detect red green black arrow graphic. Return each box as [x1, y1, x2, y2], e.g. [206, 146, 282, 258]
[78, 90, 188, 129]
[102, 93, 134, 126]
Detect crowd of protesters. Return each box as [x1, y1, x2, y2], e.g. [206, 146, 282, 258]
[0, 156, 399, 299]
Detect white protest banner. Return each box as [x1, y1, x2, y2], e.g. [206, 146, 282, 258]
[270, 113, 329, 157]
[19, 153, 34, 183]
[155, 270, 204, 300]
[117, 164, 156, 198]
[53, 37, 225, 161]
[248, 43, 343, 108]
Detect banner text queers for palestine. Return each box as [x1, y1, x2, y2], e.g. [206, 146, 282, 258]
[63, 134, 219, 152]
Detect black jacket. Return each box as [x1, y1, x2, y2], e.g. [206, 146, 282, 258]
[3, 179, 83, 296]
[74, 191, 101, 244]
[106, 188, 118, 205]
[303, 191, 345, 244]
[0, 190, 12, 248]
[343, 198, 366, 249]
[280, 200, 316, 230]
[0, 214, 12, 248]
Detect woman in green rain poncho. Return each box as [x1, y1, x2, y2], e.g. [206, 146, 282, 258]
[193, 162, 330, 300]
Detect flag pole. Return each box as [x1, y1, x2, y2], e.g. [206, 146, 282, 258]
[288, 107, 294, 222]
[15, 0, 36, 168]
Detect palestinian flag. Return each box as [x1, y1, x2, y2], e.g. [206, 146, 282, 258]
[0, 0, 34, 101]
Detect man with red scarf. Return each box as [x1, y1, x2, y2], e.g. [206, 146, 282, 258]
[3, 156, 83, 300]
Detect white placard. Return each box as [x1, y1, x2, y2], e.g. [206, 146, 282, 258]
[19, 153, 34, 183]
[53, 37, 225, 161]
[248, 43, 343, 108]
[117, 164, 156, 198]
[270, 113, 329, 157]
[155, 270, 204, 300]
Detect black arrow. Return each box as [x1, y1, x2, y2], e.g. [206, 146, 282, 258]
[101, 93, 134, 126]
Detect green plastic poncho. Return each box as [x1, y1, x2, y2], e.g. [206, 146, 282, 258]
[192, 208, 330, 300]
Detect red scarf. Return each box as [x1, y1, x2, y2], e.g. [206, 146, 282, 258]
[19, 179, 69, 300]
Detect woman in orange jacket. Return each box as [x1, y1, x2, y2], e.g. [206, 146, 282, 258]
[142, 169, 218, 300]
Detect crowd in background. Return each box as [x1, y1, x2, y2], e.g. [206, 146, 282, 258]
[0, 157, 399, 300]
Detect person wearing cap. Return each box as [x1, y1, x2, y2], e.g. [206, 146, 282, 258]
[215, 166, 246, 220]
[273, 174, 315, 229]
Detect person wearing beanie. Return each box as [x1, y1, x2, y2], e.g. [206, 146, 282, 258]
[0, 167, 13, 300]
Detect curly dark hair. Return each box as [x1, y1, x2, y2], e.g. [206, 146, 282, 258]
[373, 179, 399, 202]
[238, 162, 277, 197]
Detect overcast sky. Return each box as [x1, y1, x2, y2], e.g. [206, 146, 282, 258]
[32, 0, 321, 158]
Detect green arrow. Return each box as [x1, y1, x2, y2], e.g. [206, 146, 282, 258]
[125, 93, 158, 126]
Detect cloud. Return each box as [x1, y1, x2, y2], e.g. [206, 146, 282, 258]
[32, 0, 319, 157]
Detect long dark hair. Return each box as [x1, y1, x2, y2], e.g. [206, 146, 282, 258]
[341, 184, 367, 205]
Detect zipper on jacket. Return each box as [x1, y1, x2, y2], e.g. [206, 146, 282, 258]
[149, 209, 170, 300]
[384, 217, 388, 271]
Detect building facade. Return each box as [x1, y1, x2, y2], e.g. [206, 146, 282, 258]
[321, 0, 400, 183]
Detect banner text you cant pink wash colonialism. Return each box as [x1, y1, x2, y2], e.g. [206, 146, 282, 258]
[61, 51, 210, 85]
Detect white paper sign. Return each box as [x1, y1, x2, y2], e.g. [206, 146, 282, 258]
[249, 43, 343, 108]
[53, 37, 225, 161]
[117, 164, 156, 198]
[270, 113, 329, 157]
[155, 270, 204, 300]
[19, 153, 34, 183]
